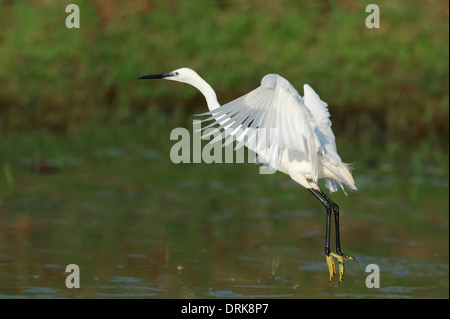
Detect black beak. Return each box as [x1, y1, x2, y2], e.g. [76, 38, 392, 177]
[137, 72, 172, 80]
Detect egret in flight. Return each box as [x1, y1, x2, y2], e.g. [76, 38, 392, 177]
[138, 67, 357, 283]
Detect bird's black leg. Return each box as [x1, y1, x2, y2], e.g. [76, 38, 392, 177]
[316, 190, 342, 255]
[309, 188, 356, 282]
[317, 190, 356, 261]
[308, 188, 332, 257]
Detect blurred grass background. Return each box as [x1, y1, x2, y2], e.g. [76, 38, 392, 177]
[0, 0, 448, 164]
[0, 0, 448, 298]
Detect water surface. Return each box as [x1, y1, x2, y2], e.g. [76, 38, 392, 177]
[0, 147, 448, 298]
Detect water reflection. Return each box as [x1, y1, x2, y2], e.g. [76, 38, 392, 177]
[0, 159, 448, 298]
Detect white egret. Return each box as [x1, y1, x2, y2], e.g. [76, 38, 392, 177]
[138, 67, 357, 283]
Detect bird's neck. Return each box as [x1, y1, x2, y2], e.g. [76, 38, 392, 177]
[189, 76, 220, 111]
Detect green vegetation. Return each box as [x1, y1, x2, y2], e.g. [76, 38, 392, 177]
[271, 255, 281, 278]
[0, 1, 448, 160]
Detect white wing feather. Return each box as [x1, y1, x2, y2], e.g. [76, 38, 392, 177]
[302, 84, 346, 192]
[302, 84, 338, 159]
[198, 74, 321, 179]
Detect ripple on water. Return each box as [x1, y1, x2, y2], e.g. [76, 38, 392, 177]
[97, 278, 166, 298]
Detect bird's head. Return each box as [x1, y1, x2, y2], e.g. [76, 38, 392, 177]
[138, 67, 200, 85]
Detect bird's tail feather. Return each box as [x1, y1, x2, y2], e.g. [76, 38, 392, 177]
[323, 161, 357, 194]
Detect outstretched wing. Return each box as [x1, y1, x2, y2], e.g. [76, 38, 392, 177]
[302, 84, 339, 160]
[302, 84, 354, 193]
[197, 74, 320, 179]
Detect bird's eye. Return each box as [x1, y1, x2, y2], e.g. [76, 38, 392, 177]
[174, 72, 179, 76]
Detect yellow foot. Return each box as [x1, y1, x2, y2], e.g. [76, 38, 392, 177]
[326, 253, 357, 283]
[325, 254, 336, 282]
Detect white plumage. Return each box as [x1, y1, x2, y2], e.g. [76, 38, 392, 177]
[138, 67, 358, 283]
[197, 72, 356, 194]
